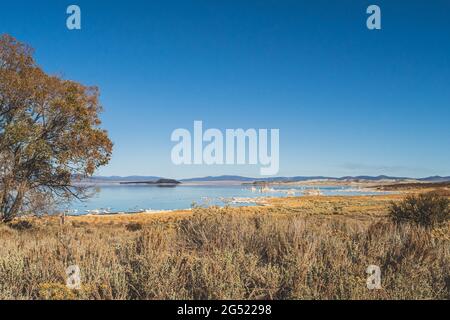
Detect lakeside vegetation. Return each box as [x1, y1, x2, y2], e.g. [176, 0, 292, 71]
[0, 192, 448, 300]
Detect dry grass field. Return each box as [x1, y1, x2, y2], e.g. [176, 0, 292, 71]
[0, 193, 449, 300]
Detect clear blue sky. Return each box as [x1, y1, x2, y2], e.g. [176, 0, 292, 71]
[1, 0, 449, 178]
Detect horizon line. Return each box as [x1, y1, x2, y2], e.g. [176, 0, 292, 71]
[90, 174, 450, 180]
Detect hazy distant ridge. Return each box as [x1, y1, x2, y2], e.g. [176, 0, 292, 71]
[85, 176, 161, 182]
[181, 175, 450, 182]
[89, 175, 450, 183]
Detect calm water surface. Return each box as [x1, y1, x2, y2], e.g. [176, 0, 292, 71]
[66, 184, 387, 215]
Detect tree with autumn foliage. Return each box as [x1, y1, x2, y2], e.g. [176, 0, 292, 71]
[0, 35, 113, 222]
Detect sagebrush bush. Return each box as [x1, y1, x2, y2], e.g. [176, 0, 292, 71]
[125, 222, 143, 232]
[8, 220, 34, 231]
[0, 205, 448, 300]
[389, 192, 449, 228]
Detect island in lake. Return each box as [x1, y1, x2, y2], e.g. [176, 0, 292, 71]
[119, 178, 181, 186]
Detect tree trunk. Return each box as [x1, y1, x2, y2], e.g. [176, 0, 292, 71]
[0, 180, 11, 222]
[0, 183, 25, 223]
[6, 188, 25, 221]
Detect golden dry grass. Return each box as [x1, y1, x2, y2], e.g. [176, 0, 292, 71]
[0, 194, 449, 300]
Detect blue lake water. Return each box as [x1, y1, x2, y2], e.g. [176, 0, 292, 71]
[66, 184, 386, 215]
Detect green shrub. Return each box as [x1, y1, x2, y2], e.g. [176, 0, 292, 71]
[389, 192, 449, 228]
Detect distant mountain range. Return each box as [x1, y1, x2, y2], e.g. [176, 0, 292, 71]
[87, 175, 450, 183]
[181, 175, 450, 182]
[83, 176, 161, 182]
[417, 176, 450, 182]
